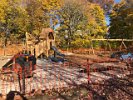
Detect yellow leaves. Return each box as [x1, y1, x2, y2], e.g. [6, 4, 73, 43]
[0, 0, 8, 22]
[0, 0, 8, 7]
[41, 0, 62, 11]
[71, 37, 91, 48]
[84, 3, 107, 38]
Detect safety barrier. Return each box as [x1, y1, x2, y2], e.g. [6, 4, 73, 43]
[0, 56, 132, 99]
[0, 59, 88, 95]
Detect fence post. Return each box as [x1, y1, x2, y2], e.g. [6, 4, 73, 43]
[87, 59, 90, 84]
[18, 68, 22, 92]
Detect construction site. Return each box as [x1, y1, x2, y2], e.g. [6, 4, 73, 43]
[0, 27, 132, 100]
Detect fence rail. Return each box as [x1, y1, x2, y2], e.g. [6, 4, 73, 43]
[0, 55, 132, 99]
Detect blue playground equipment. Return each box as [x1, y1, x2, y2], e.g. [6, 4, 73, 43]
[49, 46, 65, 62]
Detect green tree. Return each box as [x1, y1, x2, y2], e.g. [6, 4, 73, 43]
[24, 0, 62, 35]
[0, 0, 27, 44]
[57, 1, 107, 48]
[57, 0, 87, 48]
[24, 0, 47, 35]
[0, 0, 62, 44]
[109, 0, 133, 39]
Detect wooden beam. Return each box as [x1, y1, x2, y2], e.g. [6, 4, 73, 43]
[91, 39, 133, 41]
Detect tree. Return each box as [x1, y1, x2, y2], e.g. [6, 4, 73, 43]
[0, 0, 62, 41]
[57, 0, 107, 48]
[87, 0, 114, 14]
[109, 0, 133, 39]
[85, 3, 107, 39]
[24, 0, 62, 35]
[0, 0, 8, 23]
[0, 0, 27, 45]
[24, 0, 47, 35]
[41, 0, 62, 11]
[57, 0, 87, 48]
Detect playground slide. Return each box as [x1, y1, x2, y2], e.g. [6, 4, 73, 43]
[51, 46, 65, 57]
[1, 53, 24, 69]
[49, 46, 65, 62]
[1, 53, 36, 70]
[0, 56, 13, 69]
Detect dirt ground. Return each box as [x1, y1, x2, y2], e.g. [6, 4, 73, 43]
[64, 53, 133, 100]
[0, 47, 133, 100]
[27, 53, 133, 100]
[29, 75, 133, 100]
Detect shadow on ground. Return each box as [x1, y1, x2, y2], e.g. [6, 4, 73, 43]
[29, 72, 133, 100]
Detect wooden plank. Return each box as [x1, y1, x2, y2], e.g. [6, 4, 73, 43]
[91, 39, 133, 41]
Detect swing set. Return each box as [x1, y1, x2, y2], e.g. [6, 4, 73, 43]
[90, 39, 133, 55]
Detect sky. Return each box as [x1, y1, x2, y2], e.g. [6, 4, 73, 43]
[115, 0, 121, 3]
[106, 0, 121, 25]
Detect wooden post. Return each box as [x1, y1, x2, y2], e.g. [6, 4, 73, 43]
[122, 41, 127, 49]
[25, 32, 28, 51]
[90, 40, 95, 55]
[46, 35, 48, 57]
[119, 40, 127, 51]
[90, 39, 133, 52]
[107, 39, 112, 52]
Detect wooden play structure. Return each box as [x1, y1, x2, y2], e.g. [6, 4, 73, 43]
[26, 28, 55, 57]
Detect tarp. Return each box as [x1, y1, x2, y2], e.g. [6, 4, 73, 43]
[120, 53, 133, 60]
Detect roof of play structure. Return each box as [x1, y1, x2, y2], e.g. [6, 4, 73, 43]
[40, 28, 54, 39]
[41, 28, 53, 34]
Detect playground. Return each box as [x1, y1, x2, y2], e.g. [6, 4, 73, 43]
[0, 0, 133, 99]
[0, 44, 133, 100]
[0, 28, 133, 99]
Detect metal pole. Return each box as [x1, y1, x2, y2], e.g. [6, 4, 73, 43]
[87, 59, 90, 84]
[22, 68, 25, 94]
[18, 71, 22, 92]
